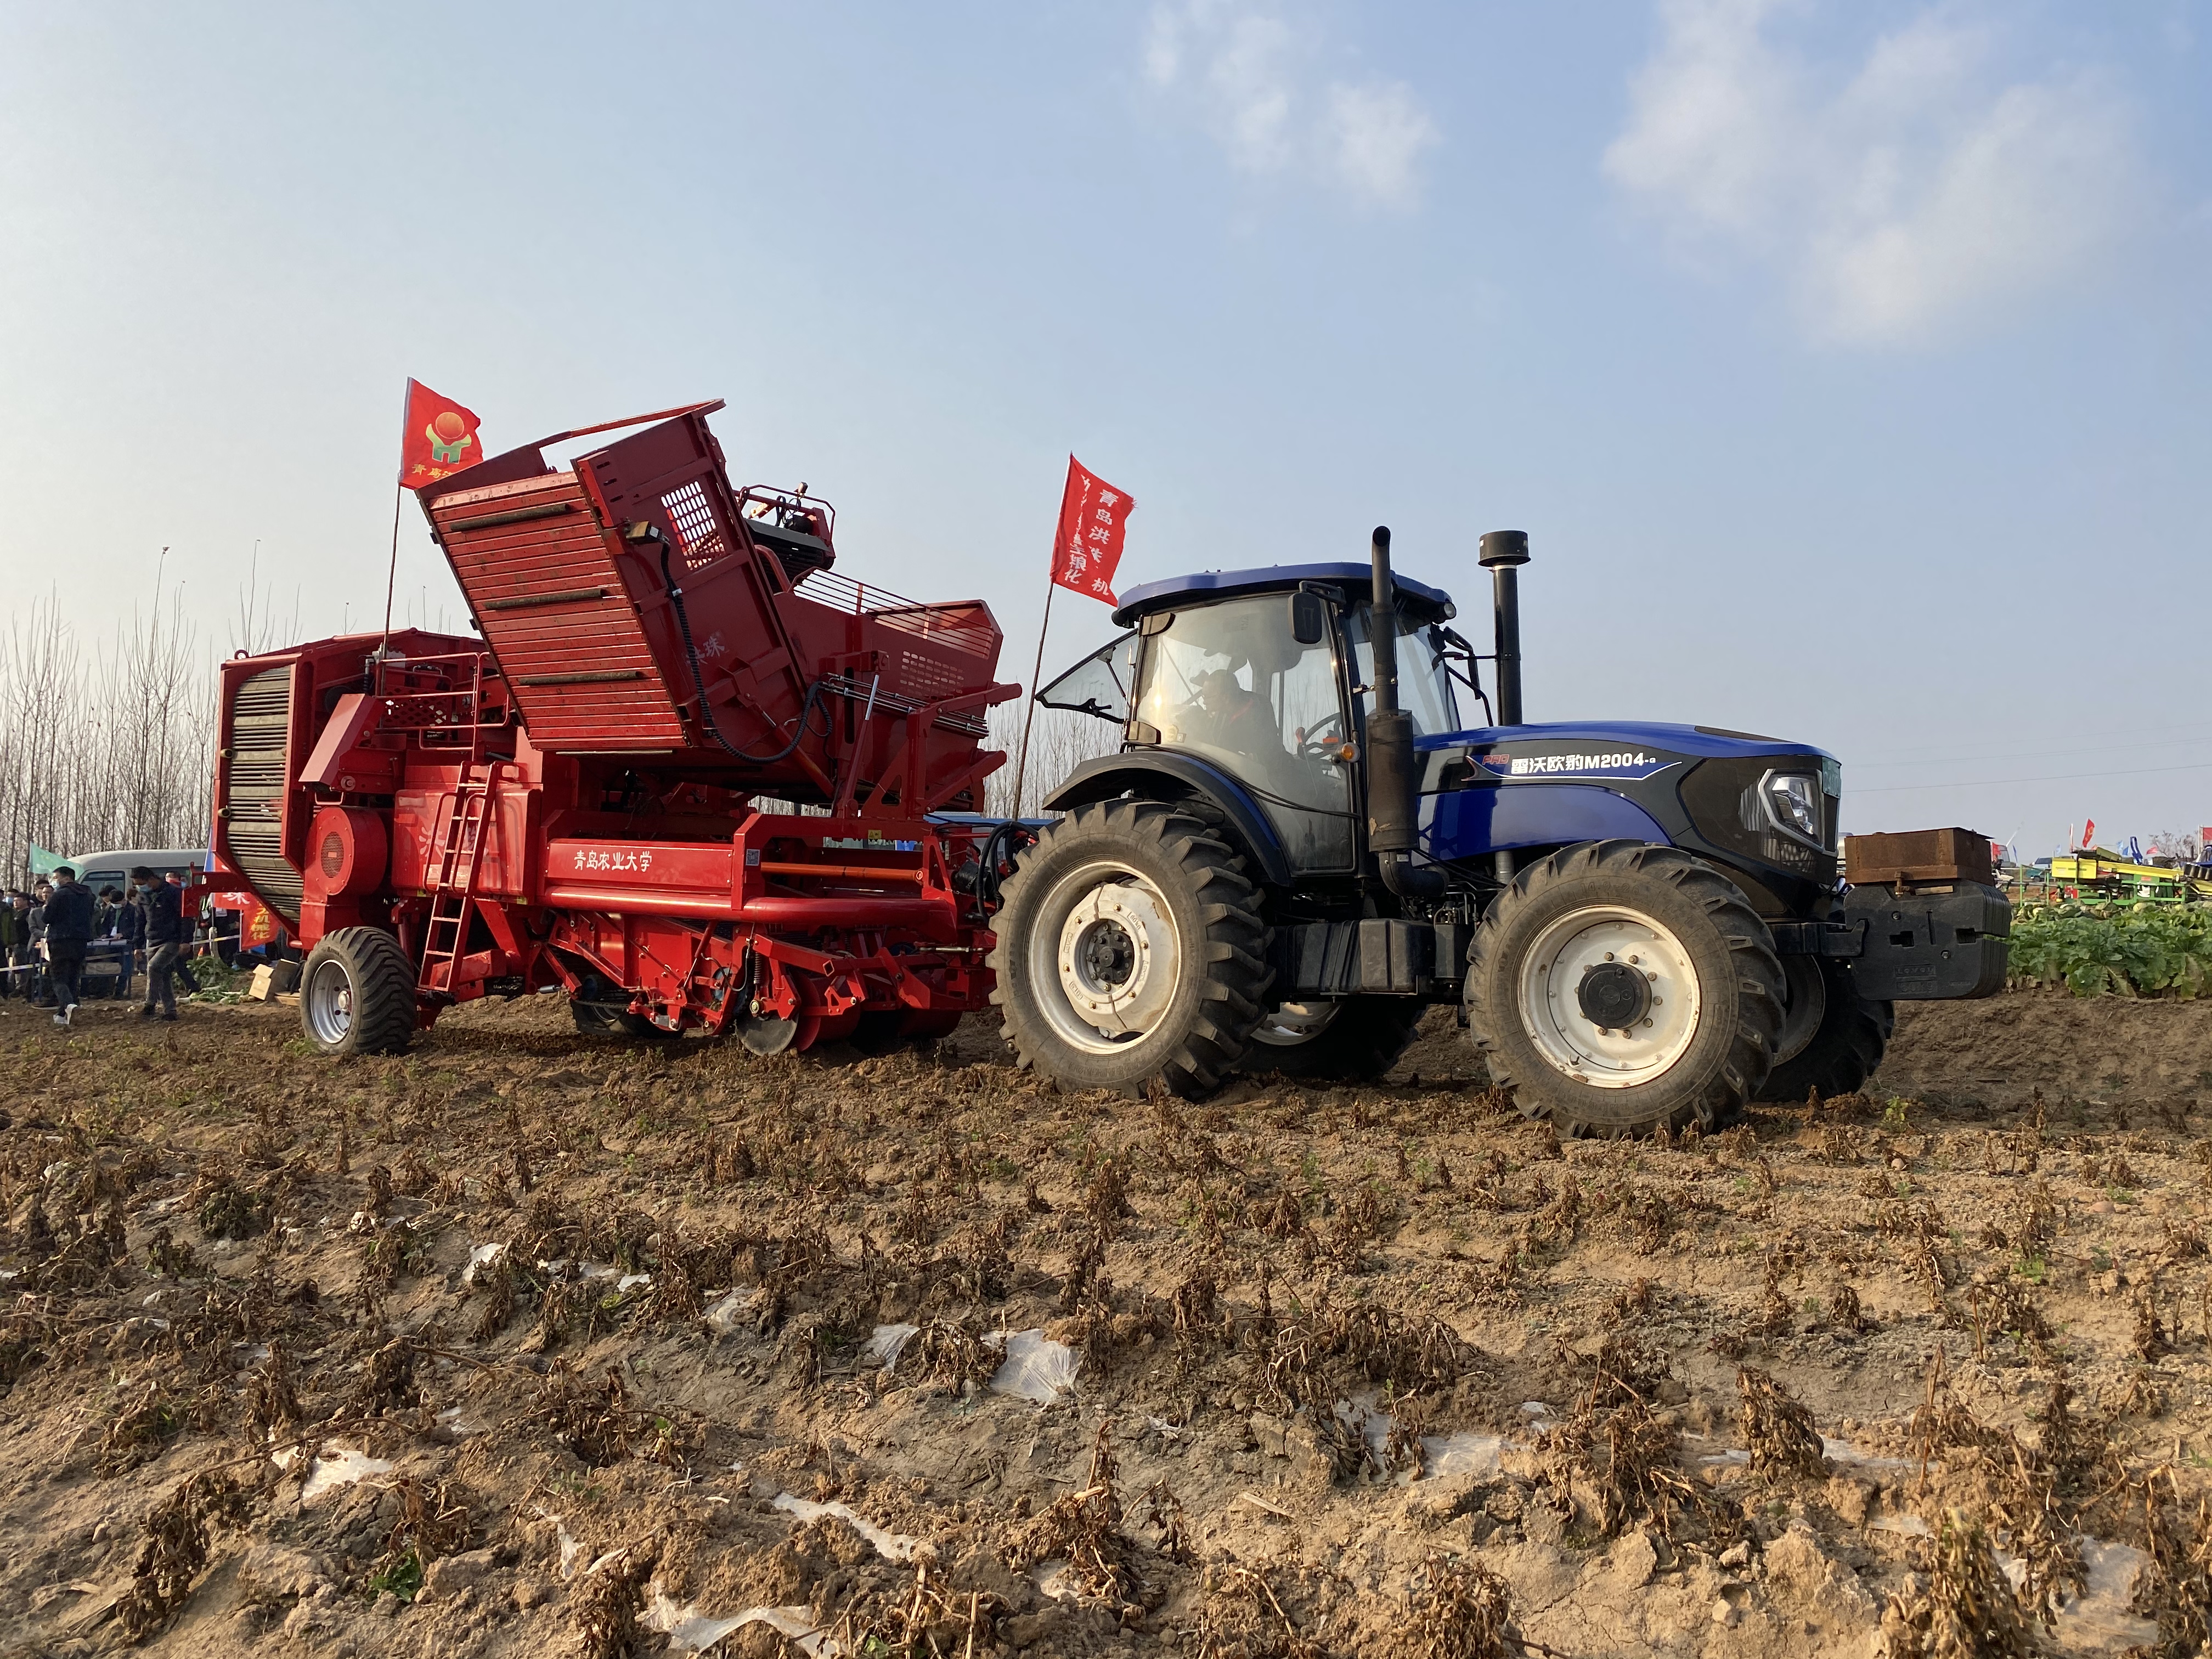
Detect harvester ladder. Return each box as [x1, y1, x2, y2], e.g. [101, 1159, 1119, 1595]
[419, 768, 498, 996]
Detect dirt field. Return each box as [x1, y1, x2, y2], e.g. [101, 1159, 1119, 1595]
[6, 987, 2212, 1658]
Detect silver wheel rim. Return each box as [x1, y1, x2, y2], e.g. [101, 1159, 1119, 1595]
[1774, 957, 1827, 1065]
[1250, 1001, 1342, 1048]
[1515, 904, 1701, 1088]
[304, 958, 354, 1047]
[1027, 860, 1183, 1054]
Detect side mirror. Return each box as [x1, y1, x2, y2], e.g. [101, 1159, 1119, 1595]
[1289, 590, 1327, 646]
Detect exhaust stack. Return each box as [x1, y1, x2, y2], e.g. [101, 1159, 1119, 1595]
[1365, 525, 1446, 900]
[1479, 530, 1528, 727]
[1477, 533, 1531, 725]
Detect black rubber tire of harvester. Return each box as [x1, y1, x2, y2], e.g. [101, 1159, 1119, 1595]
[1757, 958, 1893, 1103]
[989, 799, 1273, 1098]
[1464, 839, 1785, 1137]
[1242, 996, 1430, 1082]
[568, 972, 679, 1041]
[298, 927, 419, 1058]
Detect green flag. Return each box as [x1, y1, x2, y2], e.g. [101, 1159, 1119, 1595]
[27, 844, 67, 877]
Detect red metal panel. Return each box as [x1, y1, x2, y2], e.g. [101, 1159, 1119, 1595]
[427, 472, 693, 751]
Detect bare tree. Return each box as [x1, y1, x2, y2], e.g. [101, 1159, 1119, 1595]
[0, 585, 217, 878]
[985, 702, 1124, 819]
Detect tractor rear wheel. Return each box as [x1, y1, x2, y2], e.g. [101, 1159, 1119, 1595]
[569, 973, 678, 1041]
[1243, 997, 1427, 1082]
[300, 927, 418, 1057]
[989, 799, 1272, 1097]
[1464, 839, 1784, 1136]
[1757, 958, 1892, 1103]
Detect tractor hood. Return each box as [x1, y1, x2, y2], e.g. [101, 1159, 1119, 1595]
[1417, 720, 1842, 918]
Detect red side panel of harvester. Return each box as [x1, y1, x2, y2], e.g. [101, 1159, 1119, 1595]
[206, 405, 1021, 1051]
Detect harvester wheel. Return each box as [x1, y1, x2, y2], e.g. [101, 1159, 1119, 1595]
[1757, 958, 1891, 1103]
[989, 799, 1272, 1097]
[299, 927, 419, 1057]
[1464, 839, 1784, 1137]
[569, 973, 678, 1041]
[1243, 997, 1427, 1082]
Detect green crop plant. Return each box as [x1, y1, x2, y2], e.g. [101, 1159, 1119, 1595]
[2004, 901, 2212, 998]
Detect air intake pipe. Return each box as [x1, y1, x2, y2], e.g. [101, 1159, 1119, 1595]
[1365, 526, 1447, 901]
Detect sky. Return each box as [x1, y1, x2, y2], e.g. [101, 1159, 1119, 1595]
[1, 1, 2207, 856]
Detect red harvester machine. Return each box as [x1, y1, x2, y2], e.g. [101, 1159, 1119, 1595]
[207, 402, 1021, 1056]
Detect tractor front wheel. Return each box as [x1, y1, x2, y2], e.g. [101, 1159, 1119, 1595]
[299, 927, 419, 1057]
[1242, 997, 1428, 1082]
[989, 799, 1272, 1097]
[1464, 840, 1784, 1136]
[1757, 957, 1892, 1103]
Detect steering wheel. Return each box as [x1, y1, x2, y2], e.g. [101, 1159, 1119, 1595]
[1294, 712, 1347, 758]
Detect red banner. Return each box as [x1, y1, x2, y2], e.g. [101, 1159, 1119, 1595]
[398, 379, 485, 491]
[1052, 456, 1133, 605]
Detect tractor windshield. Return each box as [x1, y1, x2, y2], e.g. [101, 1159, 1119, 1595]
[1132, 596, 1355, 871]
[1344, 607, 1460, 738]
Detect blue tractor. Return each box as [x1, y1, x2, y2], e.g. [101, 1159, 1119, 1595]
[990, 529, 2009, 1135]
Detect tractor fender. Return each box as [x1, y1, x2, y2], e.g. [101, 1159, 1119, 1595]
[1042, 752, 1295, 889]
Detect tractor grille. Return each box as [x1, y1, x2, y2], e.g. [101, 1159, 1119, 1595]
[222, 664, 302, 924]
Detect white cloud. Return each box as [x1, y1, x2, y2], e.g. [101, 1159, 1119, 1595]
[1605, 0, 2143, 343]
[1322, 81, 1440, 210]
[1143, 2, 1439, 210]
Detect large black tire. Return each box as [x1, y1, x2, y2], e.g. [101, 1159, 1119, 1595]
[569, 972, 678, 1040]
[1242, 997, 1427, 1082]
[989, 799, 1272, 1097]
[1465, 840, 1785, 1136]
[1757, 958, 1892, 1103]
[299, 927, 418, 1057]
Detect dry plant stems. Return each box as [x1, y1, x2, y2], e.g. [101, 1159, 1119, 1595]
[1881, 1510, 2038, 1659]
[572, 1536, 659, 1659]
[1409, 1552, 1528, 1659]
[1736, 1367, 1825, 1482]
[1006, 1422, 1135, 1607]
[116, 1471, 244, 1643]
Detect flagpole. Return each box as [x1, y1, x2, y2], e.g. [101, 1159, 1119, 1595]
[1009, 569, 1058, 822]
[377, 378, 413, 697]
[376, 483, 402, 696]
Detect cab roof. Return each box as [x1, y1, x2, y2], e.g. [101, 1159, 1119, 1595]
[1111, 562, 1456, 629]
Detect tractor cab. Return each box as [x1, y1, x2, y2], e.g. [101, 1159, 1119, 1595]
[1037, 562, 1471, 873]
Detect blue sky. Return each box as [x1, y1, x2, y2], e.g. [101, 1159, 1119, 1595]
[2, 2, 2207, 854]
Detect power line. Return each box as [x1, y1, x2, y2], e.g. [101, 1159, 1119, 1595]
[1854, 760, 2212, 794]
[1854, 733, 2212, 770]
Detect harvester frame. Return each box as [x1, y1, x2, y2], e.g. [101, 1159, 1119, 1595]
[208, 403, 1020, 1056]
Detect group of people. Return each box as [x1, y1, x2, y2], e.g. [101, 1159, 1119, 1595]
[0, 864, 196, 1027]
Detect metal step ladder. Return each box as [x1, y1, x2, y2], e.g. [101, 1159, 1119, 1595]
[419, 768, 498, 996]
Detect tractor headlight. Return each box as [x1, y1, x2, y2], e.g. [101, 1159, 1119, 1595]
[1763, 771, 1821, 844]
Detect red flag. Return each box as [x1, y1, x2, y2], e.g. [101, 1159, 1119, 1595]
[398, 380, 485, 490]
[2081, 819, 2095, 850]
[1051, 456, 1133, 605]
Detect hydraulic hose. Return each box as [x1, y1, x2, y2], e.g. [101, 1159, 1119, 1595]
[658, 539, 825, 766]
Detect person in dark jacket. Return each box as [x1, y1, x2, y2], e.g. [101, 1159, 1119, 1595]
[26, 884, 50, 1003]
[163, 872, 202, 996]
[112, 886, 144, 1002]
[42, 866, 94, 1026]
[1, 890, 26, 999]
[132, 866, 185, 1021]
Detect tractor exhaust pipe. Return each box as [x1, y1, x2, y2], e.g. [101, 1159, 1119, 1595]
[1365, 526, 1447, 901]
[1479, 530, 1529, 727]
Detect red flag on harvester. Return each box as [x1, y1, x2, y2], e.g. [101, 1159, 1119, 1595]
[398, 379, 485, 491]
[1052, 456, 1133, 605]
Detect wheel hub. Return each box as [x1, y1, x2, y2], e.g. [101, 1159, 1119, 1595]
[1032, 868, 1183, 1049]
[1576, 961, 1652, 1030]
[1515, 906, 1702, 1088]
[1249, 1001, 1342, 1047]
[304, 960, 354, 1047]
